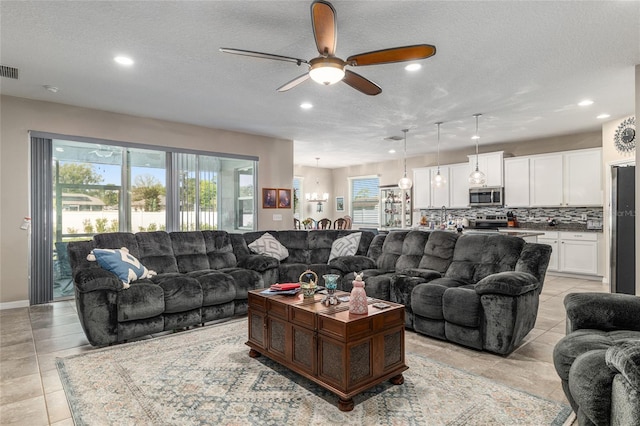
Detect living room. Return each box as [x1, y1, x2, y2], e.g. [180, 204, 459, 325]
[1, 1, 639, 424]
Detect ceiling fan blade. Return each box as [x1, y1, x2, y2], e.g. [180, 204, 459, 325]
[342, 70, 382, 96]
[277, 73, 310, 92]
[311, 0, 337, 56]
[346, 44, 436, 66]
[219, 48, 308, 65]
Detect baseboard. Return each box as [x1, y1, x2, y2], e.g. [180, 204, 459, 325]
[0, 300, 29, 310]
[546, 271, 604, 282]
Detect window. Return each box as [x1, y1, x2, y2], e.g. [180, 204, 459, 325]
[350, 176, 379, 226]
[39, 137, 256, 302]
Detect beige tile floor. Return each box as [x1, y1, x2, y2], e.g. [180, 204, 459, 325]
[0, 275, 608, 425]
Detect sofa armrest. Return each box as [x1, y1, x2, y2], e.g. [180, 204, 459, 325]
[329, 255, 376, 274]
[474, 271, 540, 296]
[606, 341, 640, 391]
[237, 254, 279, 273]
[73, 268, 123, 293]
[565, 293, 640, 333]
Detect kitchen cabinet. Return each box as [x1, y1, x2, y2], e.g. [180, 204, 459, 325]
[412, 168, 431, 209]
[467, 151, 504, 188]
[536, 231, 598, 275]
[537, 231, 559, 271]
[430, 166, 449, 208]
[380, 185, 411, 228]
[413, 164, 469, 209]
[530, 154, 564, 206]
[564, 149, 602, 206]
[558, 232, 598, 275]
[449, 163, 471, 208]
[504, 157, 530, 207]
[529, 149, 602, 207]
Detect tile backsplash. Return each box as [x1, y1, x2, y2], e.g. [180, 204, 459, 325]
[416, 206, 603, 224]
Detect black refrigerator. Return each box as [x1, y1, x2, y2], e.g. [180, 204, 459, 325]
[610, 165, 636, 295]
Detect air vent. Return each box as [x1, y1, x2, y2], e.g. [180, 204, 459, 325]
[0, 65, 19, 79]
[384, 136, 403, 141]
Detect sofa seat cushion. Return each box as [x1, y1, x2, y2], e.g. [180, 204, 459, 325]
[187, 270, 236, 306]
[389, 274, 426, 314]
[341, 269, 391, 292]
[568, 349, 616, 426]
[220, 267, 263, 299]
[150, 273, 203, 313]
[400, 268, 442, 281]
[553, 329, 640, 381]
[411, 278, 469, 320]
[443, 285, 481, 327]
[117, 281, 164, 322]
[362, 273, 395, 300]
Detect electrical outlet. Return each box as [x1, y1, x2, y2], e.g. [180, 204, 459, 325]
[580, 214, 588, 221]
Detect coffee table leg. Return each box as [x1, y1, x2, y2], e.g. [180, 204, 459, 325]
[248, 349, 261, 358]
[390, 374, 404, 385]
[338, 397, 354, 412]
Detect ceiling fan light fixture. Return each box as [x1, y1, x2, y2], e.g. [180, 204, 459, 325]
[309, 57, 345, 85]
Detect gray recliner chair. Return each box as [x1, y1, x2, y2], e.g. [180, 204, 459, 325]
[553, 292, 640, 425]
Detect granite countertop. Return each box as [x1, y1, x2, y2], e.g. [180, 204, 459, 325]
[512, 222, 603, 233]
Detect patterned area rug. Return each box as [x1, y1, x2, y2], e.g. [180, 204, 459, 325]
[57, 319, 570, 425]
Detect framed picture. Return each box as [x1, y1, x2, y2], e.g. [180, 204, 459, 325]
[262, 188, 277, 208]
[336, 196, 345, 212]
[278, 188, 292, 208]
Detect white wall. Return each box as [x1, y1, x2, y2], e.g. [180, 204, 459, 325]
[0, 95, 294, 304]
[636, 64, 640, 295]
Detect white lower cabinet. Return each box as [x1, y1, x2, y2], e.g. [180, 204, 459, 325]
[538, 232, 559, 272]
[558, 232, 598, 275]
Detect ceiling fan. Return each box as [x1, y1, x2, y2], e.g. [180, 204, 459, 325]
[220, 0, 436, 96]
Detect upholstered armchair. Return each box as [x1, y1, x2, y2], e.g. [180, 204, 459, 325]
[553, 292, 640, 425]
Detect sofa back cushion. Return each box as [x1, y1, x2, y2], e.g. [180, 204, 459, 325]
[376, 230, 410, 270]
[275, 231, 308, 263]
[94, 232, 140, 258]
[135, 231, 179, 274]
[202, 230, 237, 269]
[445, 234, 525, 284]
[515, 242, 552, 285]
[419, 231, 459, 273]
[395, 231, 431, 271]
[170, 231, 209, 273]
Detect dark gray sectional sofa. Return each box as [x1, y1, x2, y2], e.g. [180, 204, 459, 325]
[67, 229, 375, 346]
[69, 228, 550, 355]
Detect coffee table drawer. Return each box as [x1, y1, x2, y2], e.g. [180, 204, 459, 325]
[289, 305, 317, 329]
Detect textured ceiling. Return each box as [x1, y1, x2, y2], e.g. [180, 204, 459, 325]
[1, 1, 638, 168]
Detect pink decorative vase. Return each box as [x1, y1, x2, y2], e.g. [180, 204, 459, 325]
[349, 273, 368, 315]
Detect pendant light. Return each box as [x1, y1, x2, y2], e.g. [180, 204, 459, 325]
[398, 129, 413, 190]
[468, 113, 486, 185]
[305, 157, 329, 212]
[433, 122, 445, 187]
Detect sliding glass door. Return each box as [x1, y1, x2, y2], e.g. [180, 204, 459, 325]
[38, 136, 256, 302]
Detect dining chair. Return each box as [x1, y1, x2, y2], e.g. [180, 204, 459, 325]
[303, 218, 317, 229]
[333, 218, 347, 229]
[317, 218, 332, 229]
[294, 218, 301, 229]
[343, 215, 352, 229]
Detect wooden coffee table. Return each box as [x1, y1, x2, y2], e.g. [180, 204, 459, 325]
[246, 289, 407, 411]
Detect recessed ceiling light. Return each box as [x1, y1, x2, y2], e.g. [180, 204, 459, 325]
[471, 135, 480, 140]
[114, 56, 134, 66]
[578, 100, 594, 107]
[43, 85, 59, 93]
[55, 147, 64, 152]
[404, 63, 421, 72]
[596, 114, 610, 119]
[300, 102, 313, 109]
[388, 149, 396, 154]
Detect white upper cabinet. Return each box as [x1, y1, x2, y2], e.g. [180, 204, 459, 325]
[530, 154, 564, 206]
[564, 148, 602, 206]
[430, 166, 450, 208]
[504, 157, 530, 207]
[412, 168, 431, 209]
[449, 162, 471, 208]
[529, 148, 602, 207]
[467, 151, 504, 188]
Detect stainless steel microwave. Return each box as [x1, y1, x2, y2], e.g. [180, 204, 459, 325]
[469, 187, 503, 206]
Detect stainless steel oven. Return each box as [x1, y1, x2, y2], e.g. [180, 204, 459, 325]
[469, 187, 503, 206]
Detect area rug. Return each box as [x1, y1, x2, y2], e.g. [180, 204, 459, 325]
[57, 319, 571, 425]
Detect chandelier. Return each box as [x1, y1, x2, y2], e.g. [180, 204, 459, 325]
[305, 157, 329, 212]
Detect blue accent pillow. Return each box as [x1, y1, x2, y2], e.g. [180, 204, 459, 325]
[88, 247, 156, 288]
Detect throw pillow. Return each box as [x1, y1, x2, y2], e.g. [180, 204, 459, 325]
[248, 232, 289, 261]
[328, 232, 362, 263]
[87, 247, 156, 289]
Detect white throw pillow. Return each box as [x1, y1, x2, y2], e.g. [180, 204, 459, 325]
[328, 232, 362, 263]
[248, 232, 289, 261]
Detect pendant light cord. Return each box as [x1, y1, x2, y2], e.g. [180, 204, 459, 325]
[402, 129, 408, 177]
[473, 114, 481, 168]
